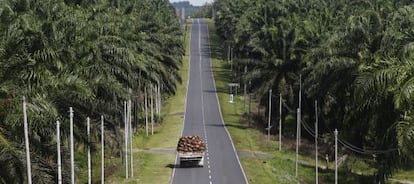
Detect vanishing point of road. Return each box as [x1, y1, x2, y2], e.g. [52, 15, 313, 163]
[171, 19, 248, 184]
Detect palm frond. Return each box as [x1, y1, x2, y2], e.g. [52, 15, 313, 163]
[396, 114, 414, 160]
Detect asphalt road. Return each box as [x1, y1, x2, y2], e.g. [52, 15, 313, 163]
[171, 19, 248, 184]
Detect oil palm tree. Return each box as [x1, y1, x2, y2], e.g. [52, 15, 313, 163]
[0, 0, 184, 182]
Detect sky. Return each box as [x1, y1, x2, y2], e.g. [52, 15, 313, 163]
[169, 0, 213, 6]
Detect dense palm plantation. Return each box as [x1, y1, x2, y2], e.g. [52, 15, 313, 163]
[0, 0, 183, 183]
[213, 0, 414, 182]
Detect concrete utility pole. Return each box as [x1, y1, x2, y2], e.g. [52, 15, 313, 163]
[181, 8, 185, 24]
[145, 87, 148, 136]
[334, 129, 338, 184]
[267, 89, 272, 142]
[244, 66, 247, 112]
[295, 108, 300, 177]
[128, 100, 133, 177]
[155, 85, 158, 117]
[22, 97, 32, 184]
[298, 75, 302, 146]
[151, 85, 154, 135]
[279, 94, 282, 151]
[87, 118, 91, 184]
[227, 45, 230, 64]
[315, 101, 319, 184]
[230, 47, 233, 72]
[69, 107, 75, 184]
[248, 81, 251, 126]
[57, 121, 62, 184]
[101, 116, 104, 184]
[124, 101, 128, 179]
[158, 84, 162, 117]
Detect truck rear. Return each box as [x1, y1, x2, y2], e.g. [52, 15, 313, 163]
[177, 135, 206, 167]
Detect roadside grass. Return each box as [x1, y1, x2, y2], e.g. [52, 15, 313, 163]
[107, 152, 175, 183]
[392, 169, 414, 181]
[103, 20, 192, 183]
[205, 18, 380, 184]
[76, 148, 122, 183]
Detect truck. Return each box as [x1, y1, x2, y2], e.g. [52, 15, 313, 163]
[177, 135, 206, 167]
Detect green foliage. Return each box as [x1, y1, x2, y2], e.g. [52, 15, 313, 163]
[192, 3, 212, 18]
[0, 0, 183, 183]
[214, 0, 414, 182]
[171, 1, 201, 18]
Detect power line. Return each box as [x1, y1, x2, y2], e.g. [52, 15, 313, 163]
[282, 101, 296, 113]
[337, 139, 374, 155]
[267, 95, 399, 155]
[338, 138, 397, 154]
[299, 110, 398, 155]
[301, 119, 316, 137]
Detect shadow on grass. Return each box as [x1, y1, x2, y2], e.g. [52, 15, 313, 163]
[93, 165, 120, 184]
[299, 164, 375, 183]
[209, 44, 224, 61]
[203, 88, 231, 94]
[207, 123, 250, 130]
[166, 163, 180, 169]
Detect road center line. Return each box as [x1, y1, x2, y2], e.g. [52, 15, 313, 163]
[198, 18, 213, 184]
[170, 16, 194, 184]
[205, 19, 249, 183]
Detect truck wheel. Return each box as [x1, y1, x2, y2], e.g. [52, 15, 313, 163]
[199, 158, 204, 167]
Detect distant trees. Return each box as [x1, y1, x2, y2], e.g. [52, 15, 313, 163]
[171, 1, 201, 18]
[213, 0, 414, 182]
[192, 3, 213, 18]
[0, 0, 183, 183]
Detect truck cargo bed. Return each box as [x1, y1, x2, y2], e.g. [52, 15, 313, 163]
[176, 135, 206, 167]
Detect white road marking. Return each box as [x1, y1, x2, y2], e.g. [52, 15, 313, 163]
[205, 19, 249, 183]
[170, 17, 194, 184]
[198, 19, 201, 51]
[198, 19, 214, 184]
